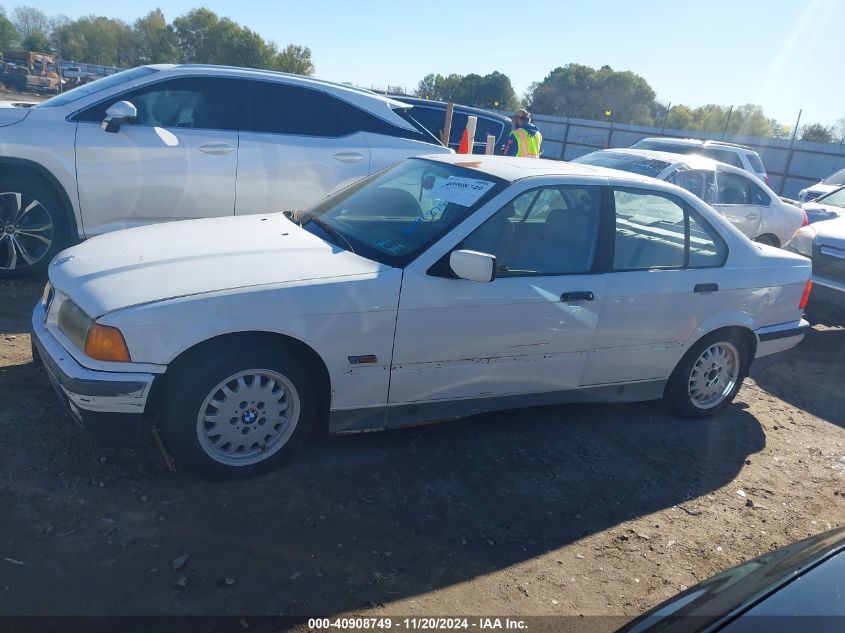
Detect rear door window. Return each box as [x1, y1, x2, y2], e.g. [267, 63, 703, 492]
[747, 153, 765, 173]
[716, 171, 751, 205]
[246, 81, 352, 137]
[700, 148, 744, 168]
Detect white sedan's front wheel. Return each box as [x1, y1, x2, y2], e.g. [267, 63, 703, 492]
[160, 343, 318, 479]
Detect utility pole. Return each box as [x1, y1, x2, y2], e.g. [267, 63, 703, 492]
[779, 109, 803, 196]
[660, 102, 672, 134]
[721, 105, 734, 139]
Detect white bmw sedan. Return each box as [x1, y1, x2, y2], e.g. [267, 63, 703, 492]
[32, 155, 812, 478]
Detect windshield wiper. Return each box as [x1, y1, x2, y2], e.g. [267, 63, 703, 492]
[305, 217, 356, 254]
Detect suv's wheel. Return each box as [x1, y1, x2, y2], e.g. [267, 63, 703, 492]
[0, 177, 69, 277]
[664, 331, 749, 419]
[159, 343, 319, 479]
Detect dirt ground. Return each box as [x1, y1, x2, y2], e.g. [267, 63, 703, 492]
[1, 276, 844, 630]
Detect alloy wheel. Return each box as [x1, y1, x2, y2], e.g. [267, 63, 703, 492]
[0, 192, 55, 271]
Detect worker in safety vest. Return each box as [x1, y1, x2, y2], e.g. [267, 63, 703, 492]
[502, 109, 542, 157]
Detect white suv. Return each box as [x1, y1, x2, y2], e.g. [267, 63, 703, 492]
[630, 137, 768, 184]
[0, 64, 451, 276]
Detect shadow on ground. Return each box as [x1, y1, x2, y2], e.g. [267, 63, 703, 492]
[752, 302, 845, 429]
[0, 351, 765, 617]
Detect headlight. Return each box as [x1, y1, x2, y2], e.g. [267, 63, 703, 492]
[787, 226, 815, 257]
[57, 299, 131, 362]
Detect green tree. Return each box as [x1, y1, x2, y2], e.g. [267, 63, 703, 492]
[53, 16, 136, 66]
[526, 63, 656, 125]
[801, 123, 834, 143]
[664, 104, 694, 130]
[0, 8, 20, 51]
[11, 6, 49, 40]
[273, 44, 314, 75]
[22, 30, 50, 52]
[414, 71, 517, 109]
[134, 9, 177, 64]
[172, 7, 219, 63]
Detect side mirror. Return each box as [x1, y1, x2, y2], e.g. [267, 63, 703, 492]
[449, 249, 496, 283]
[101, 100, 137, 133]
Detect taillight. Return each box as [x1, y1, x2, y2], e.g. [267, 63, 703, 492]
[801, 209, 809, 227]
[799, 280, 813, 310]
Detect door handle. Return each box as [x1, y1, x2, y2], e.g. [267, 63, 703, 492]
[198, 142, 236, 155]
[694, 283, 719, 293]
[333, 151, 365, 163]
[745, 213, 759, 220]
[560, 291, 594, 302]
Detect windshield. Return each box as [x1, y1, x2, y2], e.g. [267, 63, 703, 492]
[572, 151, 672, 178]
[823, 168, 845, 186]
[302, 158, 506, 267]
[34, 66, 159, 108]
[817, 185, 845, 208]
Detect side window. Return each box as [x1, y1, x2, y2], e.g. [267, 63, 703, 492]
[613, 188, 727, 270]
[716, 171, 751, 205]
[614, 189, 686, 270]
[407, 106, 447, 140]
[462, 185, 601, 276]
[701, 148, 743, 168]
[688, 210, 728, 268]
[670, 169, 717, 204]
[749, 180, 771, 206]
[336, 101, 434, 143]
[76, 77, 240, 130]
[247, 81, 352, 137]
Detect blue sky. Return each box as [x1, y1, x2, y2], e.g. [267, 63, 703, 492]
[20, 0, 845, 126]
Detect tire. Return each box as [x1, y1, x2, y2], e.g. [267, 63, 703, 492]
[0, 176, 69, 277]
[754, 234, 780, 248]
[159, 341, 319, 479]
[664, 330, 749, 419]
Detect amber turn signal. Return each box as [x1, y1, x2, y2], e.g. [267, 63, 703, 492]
[85, 324, 131, 362]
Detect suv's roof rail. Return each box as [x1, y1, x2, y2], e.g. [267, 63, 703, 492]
[704, 140, 755, 151]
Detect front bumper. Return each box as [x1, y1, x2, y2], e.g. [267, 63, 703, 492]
[30, 299, 155, 447]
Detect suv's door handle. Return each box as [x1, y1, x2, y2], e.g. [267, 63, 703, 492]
[198, 142, 236, 155]
[745, 213, 759, 220]
[560, 291, 594, 302]
[333, 151, 365, 163]
[694, 283, 719, 293]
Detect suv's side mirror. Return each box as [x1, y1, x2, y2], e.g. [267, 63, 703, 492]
[450, 249, 496, 283]
[101, 100, 137, 133]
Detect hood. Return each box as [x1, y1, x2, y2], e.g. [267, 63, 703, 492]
[811, 216, 845, 250]
[49, 213, 388, 317]
[0, 103, 33, 126]
[803, 200, 844, 224]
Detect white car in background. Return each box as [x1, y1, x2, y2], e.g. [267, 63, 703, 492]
[802, 186, 845, 224]
[789, 215, 845, 301]
[0, 64, 451, 276]
[572, 149, 806, 247]
[32, 155, 811, 479]
[629, 137, 768, 183]
[798, 168, 845, 202]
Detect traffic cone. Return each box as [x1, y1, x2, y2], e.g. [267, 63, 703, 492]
[457, 128, 470, 154]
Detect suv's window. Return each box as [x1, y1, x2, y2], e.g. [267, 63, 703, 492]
[75, 76, 240, 131]
[747, 154, 765, 173]
[36, 66, 159, 109]
[613, 188, 726, 270]
[716, 171, 752, 205]
[247, 81, 351, 137]
[339, 102, 437, 144]
[631, 140, 697, 154]
[462, 186, 601, 276]
[700, 148, 744, 168]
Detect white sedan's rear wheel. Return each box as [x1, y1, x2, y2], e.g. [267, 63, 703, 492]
[160, 342, 318, 479]
[665, 331, 749, 419]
